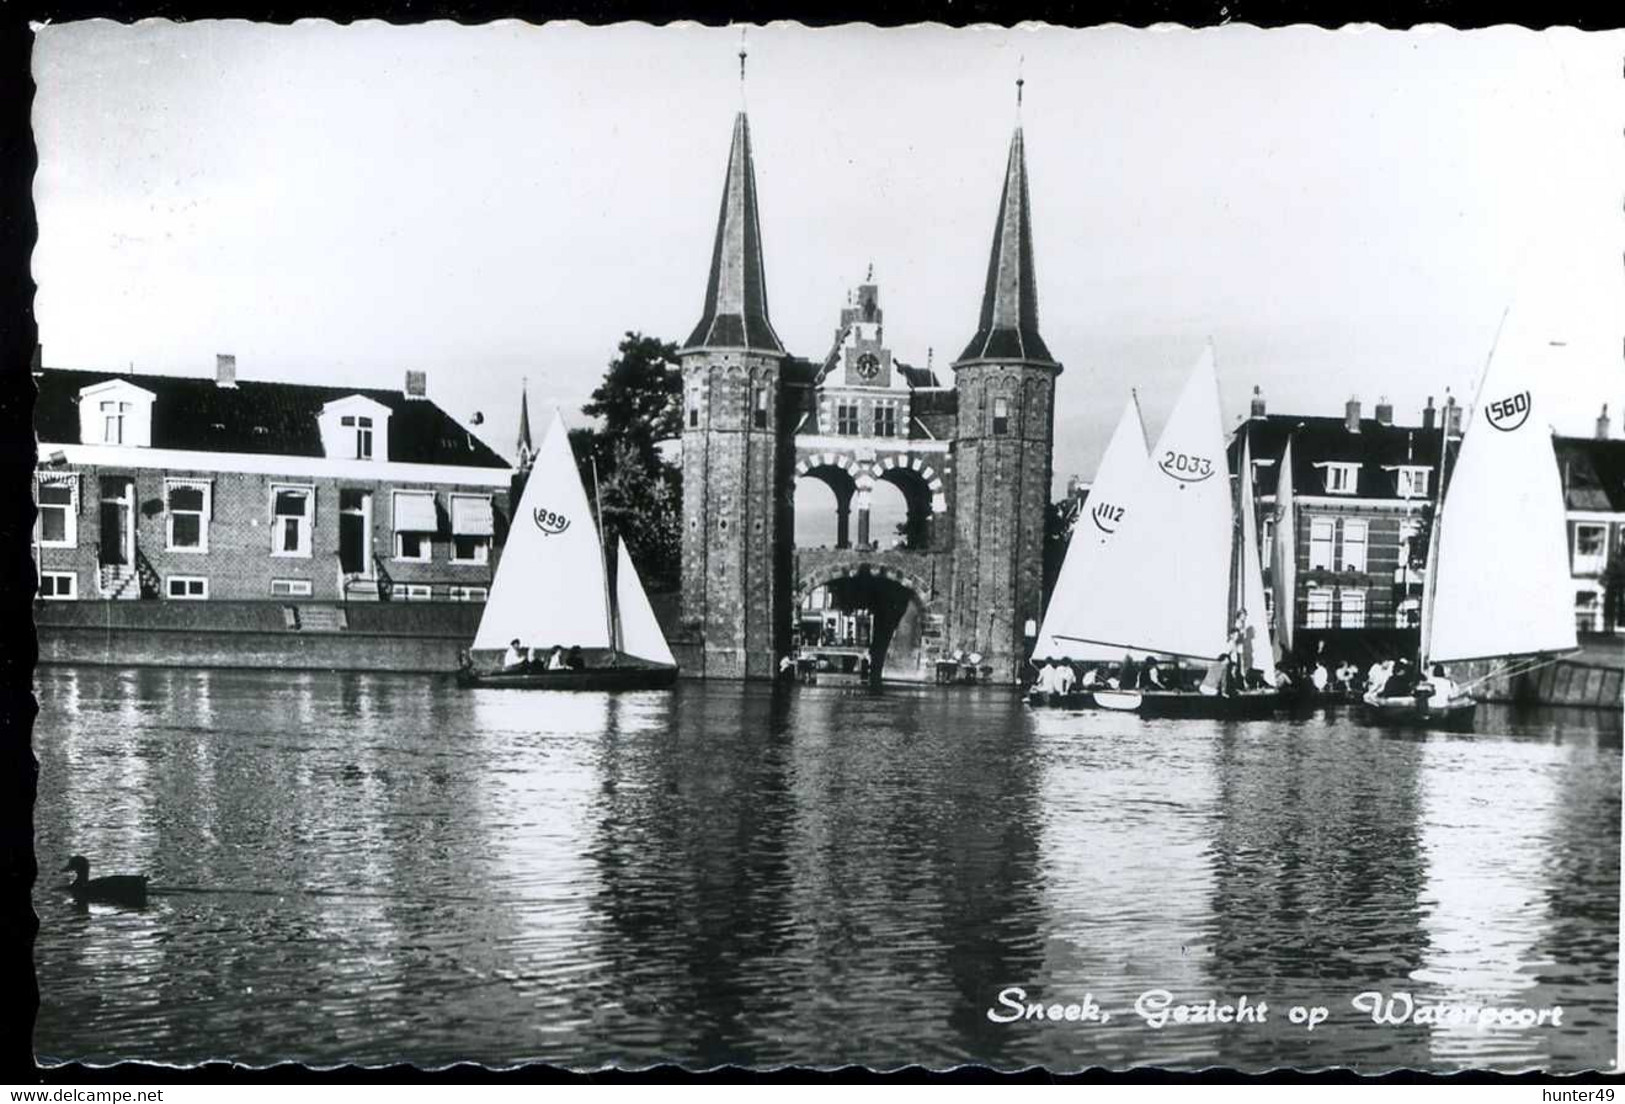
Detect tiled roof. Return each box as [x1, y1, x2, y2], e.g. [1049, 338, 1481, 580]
[1555, 436, 1625, 512]
[35, 367, 509, 469]
[1229, 413, 1449, 501]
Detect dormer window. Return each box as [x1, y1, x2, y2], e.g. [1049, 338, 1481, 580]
[317, 395, 391, 462]
[76, 380, 156, 448]
[1392, 466, 1430, 499]
[1316, 462, 1359, 495]
[341, 415, 374, 459]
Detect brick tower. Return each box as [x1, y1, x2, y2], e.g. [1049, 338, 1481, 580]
[948, 124, 1062, 680]
[678, 111, 790, 679]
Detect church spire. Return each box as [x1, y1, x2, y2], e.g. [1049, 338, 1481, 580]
[515, 378, 535, 470]
[956, 125, 1054, 366]
[684, 111, 785, 355]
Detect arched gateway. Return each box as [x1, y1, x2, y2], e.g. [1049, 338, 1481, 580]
[675, 110, 1061, 682]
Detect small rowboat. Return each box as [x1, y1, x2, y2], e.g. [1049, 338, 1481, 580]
[1357, 690, 1477, 731]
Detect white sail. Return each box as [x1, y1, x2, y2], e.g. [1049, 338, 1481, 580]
[1032, 393, 1150, 662]
[1235, 434, 1277, 684]
[1269, 434, 1297, 661]
[1424, 314, 1577, 665]
[1056, 346, 1234, 661]
[615, 539, 676, 667]
[472, 409, 613, 653]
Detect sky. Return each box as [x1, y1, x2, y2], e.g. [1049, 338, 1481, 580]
[31, 21, 1624, 503]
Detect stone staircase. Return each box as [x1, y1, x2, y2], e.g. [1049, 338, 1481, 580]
[97, 564, 140, 600]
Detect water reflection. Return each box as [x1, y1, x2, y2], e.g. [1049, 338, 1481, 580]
[31, 669, 1620, 1072]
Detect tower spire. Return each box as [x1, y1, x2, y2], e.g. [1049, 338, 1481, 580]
[515, 377, 535, 469]
[738, 26, 748, 107]
[683, 108, 784, 354]
[955, 124, 1054, 365]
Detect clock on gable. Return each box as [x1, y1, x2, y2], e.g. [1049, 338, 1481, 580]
[855, 353, 881, 381]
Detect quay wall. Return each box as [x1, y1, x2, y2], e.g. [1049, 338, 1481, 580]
[35, 599, 481, 674]
[1448, 636, 1624, 710]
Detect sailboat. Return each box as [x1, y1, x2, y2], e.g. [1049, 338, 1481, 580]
[1027, 392, 1151, 706]
[1049, 346, 1282, 719]
[1358, 310, 1576, 728]
[457, 409, 679, 690]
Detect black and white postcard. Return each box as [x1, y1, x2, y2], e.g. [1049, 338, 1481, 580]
[25, 21, 1624, 1075]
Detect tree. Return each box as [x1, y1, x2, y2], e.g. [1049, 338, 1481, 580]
[565, 332, 684, 593]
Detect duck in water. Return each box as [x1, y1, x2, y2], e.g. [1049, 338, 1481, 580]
[62, 855, 148, 908]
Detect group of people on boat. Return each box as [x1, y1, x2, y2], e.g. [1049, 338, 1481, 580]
[501, 639, 587, 673]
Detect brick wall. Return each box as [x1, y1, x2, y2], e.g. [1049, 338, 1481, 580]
[34, 463, 509, 602]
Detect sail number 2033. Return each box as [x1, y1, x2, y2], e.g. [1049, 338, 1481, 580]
[1159, 451, 1215, 483]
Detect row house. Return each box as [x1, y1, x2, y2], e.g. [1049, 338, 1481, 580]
[33, 354, 513, 605]
[1555, 414, 1625, 632]
[1232, 393, 1459, 647]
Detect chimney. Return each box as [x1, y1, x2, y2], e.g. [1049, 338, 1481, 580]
[1598, 404, 1612, 440]
[405, 370, 427, 400]
[1375, 395, 1393, 426]
[1422, 395, 1436, 431]
[1344, 396, 1361, 433]
[1250, 385, 1266, 419]
[1444, 391, 1462, 437]
[215, 353, 237, 389]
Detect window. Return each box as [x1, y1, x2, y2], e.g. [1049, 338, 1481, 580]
[1322, 463, 1359, 495]
[39, 571, 76, 600]
[874, 403, 898, 438]
[35, 477, 76, 547]
[1339, 519, 1368, 573]
[165, 480, 211, 553]
[271, 484, 314, 557]
[753, 387, 769, 430]
[1339, 588, 1367, 628]
[450, 494, 494, 564]
[271, 578, 313, 597]
[166, 576, 208, 600]
[992, 397, 1010, 436]
[1396, 467, 1430, 499]
[1308, 518, 1335, 571]
[340, 414, 374, 459]
[393, 491, 437, 561]
[1574, 523, 1607, 574]
[395, 584, 433, 601]
[100, 400, 131, 444]
[448, 585, 488, 602]
[1576, 590, 1601, 633]
[836, 402, 860, 435]
[1306, 587, 1334, 628]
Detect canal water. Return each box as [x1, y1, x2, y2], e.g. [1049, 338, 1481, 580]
[31, 666, 1621, 1072]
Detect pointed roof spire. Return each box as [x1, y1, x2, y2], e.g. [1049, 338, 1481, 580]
[684, 110, 785, 355]
[516, 378, 535, 468]
[956, 125, 1054, 366]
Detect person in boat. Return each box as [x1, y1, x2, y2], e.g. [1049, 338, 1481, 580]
[1335, 661, 1357, 694]
[546, 645, 567, 671]
[1119, 654, 1140, 690]
[1426, 663, 1458, 704]
[1367, 659, 1392, 694]
[1379, 658, 1416, 699]
[1310, 661, 1330, 693]
[1142, 658, 1165, 690]
[503, 639, 528, 670]
[1032, 657, 1058, 696]
[1053, 659, 1076, 696]
[778, 653, 796, 679]
[567, 645, 586, 670]
[1079, 665, 1100, 690]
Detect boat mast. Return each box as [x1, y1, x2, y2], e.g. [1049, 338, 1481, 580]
[589, 452, 619, 658]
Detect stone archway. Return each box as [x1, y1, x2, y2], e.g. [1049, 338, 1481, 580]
[794, 560, 936, 681]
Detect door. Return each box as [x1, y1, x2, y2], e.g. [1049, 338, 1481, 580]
[338, 489, 371, 576]
[98, 478, 130, 566]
